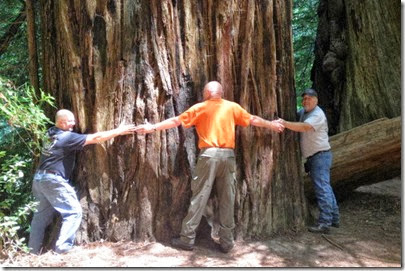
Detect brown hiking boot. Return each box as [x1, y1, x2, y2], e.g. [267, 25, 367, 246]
[218, 242, 234, 253]
[171, 238, 194, 251]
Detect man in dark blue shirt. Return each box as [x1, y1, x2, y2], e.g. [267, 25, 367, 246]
[28, 109, 137, 254]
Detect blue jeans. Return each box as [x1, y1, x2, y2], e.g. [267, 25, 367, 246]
[307, 151, 339, 227]
[28, 172, 82, 254]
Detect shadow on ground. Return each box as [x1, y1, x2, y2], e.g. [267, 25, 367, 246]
[3, 177, 401, 267]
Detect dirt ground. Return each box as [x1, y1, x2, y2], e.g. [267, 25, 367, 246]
[2, 177, 401, 268]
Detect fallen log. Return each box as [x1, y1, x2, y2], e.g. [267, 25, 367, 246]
[304, 116, 401, 198]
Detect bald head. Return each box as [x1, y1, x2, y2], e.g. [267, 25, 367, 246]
[203, 81, 223, 100]
[55, 109, 76, 131]
[55, 109, 74, 122]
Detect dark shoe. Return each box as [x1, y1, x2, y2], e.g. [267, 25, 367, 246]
[308, 224, 330, 234]
[218, 242, 234, 253]
[331, 222, 340, 228]
[171, 238, 194, 251]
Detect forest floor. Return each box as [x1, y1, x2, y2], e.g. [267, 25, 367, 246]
[2, 176, 401, 268]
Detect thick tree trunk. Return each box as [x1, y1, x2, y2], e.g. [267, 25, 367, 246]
[311, 0, 400, 135]
[26, 0, 40, 94]
[40, 0, 306, 245]
[304, 117, 401, 197]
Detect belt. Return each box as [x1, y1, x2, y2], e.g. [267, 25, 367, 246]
[199, 147, 235, 158]
[200, 147, 234, 151]
[307, 149, 331, 160]
[36, 169, 60, 176]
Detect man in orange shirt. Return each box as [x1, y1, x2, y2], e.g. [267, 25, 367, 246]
[136, 81, 284, 253]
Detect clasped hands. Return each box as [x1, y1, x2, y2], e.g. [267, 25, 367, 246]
[116, 119, 156, 135]
[270, 119, 285, 133]
[134, 121, 155, 134]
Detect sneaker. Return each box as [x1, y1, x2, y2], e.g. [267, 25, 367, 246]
[308, 224, 330, 234]
[54, 247, 72, 254]
[171, 238, 194, 251]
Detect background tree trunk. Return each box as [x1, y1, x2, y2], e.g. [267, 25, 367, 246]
[311, 0, 400, 135]
[39, 0, 306, 244]
[26, 0, 40, 94]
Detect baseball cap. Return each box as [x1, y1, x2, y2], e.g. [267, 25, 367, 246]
[301, 88, 318, 97]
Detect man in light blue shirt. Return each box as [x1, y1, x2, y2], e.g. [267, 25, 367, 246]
[277, 88, 339, 234]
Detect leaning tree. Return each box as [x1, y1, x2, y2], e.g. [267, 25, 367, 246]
[39, 0, 306, 245]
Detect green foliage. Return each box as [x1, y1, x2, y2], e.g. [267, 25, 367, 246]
[0, 0, 30, 86]
[0, 80, 54, 152]
[0, 203, 36, 259]
[292, 0, 319, 108]
[0, 78, 55, 258]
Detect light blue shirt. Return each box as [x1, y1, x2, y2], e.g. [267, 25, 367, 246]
[298, 106, 331, 158]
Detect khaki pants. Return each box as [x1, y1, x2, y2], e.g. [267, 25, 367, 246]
[180, 148, 236, 247]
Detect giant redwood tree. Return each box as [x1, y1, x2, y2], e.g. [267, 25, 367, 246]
[311, 0, 400, 135]
[39, 0, 306, 245]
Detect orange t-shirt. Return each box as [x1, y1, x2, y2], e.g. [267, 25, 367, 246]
[178, 99, 251, 149]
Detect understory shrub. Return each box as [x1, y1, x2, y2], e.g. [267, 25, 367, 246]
[0, 78, 54, 259]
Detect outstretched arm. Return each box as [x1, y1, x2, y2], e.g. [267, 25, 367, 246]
[249, 115, 284, 133]
[136, 117, 182, 134]
[84, 124, 138, 146]
[276, 118, 313, 132]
